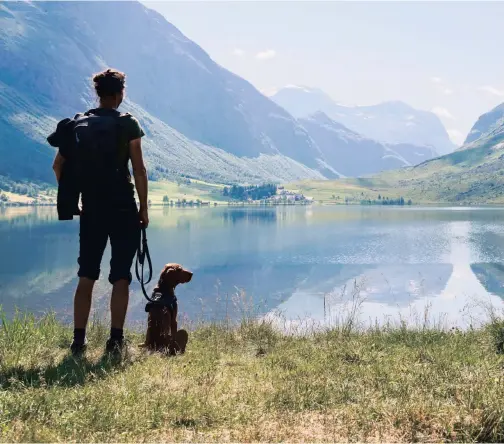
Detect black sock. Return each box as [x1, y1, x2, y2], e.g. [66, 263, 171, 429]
[110, 328, 124, 341]
[73, 328, 86, 345]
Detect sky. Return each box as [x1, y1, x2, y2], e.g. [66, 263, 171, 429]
[146, 1, 504, 146]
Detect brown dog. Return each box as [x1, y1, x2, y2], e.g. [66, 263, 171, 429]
[141, 263, 192, 354]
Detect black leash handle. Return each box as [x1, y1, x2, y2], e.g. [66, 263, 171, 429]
[136, 225, 156, 303]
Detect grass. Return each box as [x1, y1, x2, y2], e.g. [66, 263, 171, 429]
[286, 179, 408, 205]
[3, 179, 227, 207]
[148, 180, 226, 205]
[2, 311, 504, 442]
[1, 189, 56, 205]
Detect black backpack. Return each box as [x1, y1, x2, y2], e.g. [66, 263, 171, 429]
[48, 110, 131, 220]
[73, 111, 127, 195]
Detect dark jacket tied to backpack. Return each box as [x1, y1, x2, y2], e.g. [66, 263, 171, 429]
[47, 109, 136, 220]
[47, 116, 81, 220]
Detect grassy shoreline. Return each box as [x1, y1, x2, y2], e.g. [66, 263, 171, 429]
[2, 313, 504, 442]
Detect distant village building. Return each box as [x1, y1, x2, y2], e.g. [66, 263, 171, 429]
[266, 189, 313, 205]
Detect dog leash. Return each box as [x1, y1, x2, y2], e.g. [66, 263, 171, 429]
[135, 226, 179, 312]
[135, 225, 157, 303]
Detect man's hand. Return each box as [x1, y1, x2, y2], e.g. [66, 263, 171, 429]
[140, 207, 149, 228]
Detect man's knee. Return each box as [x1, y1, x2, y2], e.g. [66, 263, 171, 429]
[109, 272, 133, 286]
[78, 276, 96, 288]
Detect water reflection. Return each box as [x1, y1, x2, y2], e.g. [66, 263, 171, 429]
[270, 218, 504, 329]
[472, 264, 504, 300]
[219, 208, 277, 225]
[1, 206, 504, 328]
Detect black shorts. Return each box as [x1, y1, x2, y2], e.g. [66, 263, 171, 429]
[77, 205, 140, 284]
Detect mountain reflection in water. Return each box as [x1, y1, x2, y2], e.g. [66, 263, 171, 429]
[1, 206, 504, 328]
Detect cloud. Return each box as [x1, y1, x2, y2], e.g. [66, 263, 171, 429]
[478, 85, 504, 97]
[446, 129, 465, 146]
[255, 49, 276, 61]
[232, 48, 245, 57]
[443, 88, 454, 95]
[431, 106, 455, 120]
[430, 76, 442, 84]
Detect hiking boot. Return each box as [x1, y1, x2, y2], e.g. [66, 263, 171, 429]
[105, 337, 126, 355]
[70, 339, 87, 357]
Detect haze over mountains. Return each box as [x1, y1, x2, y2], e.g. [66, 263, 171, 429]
[298, 112, 437, 177]
[326, 99, 504, 204]
[0, 1, 479, 189]
[271, 85, 457, 156]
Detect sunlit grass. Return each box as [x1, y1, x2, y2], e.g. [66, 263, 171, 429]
[2, 307, 504, 442]
[148, 180, 225, 205]
[1, 178, 226, 209]
[288, 178, 411, 205]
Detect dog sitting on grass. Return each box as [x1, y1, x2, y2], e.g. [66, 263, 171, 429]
[141, 263, 192, 355]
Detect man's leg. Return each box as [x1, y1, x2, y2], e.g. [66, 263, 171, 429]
[74, 277, 96, 329]
[107, 206, 140, 351]
[73, 211, 108, 354]
[110, 279, 129, 330]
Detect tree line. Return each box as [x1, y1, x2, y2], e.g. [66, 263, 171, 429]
[360, 196, 412, 206]
[223, 184, 277, 201]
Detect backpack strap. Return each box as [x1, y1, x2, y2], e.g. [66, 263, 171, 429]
[117, 112, 132, 123]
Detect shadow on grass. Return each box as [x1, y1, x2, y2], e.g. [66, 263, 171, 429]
[0, 351, 135, 390]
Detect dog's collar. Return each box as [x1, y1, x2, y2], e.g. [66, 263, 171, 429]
[151, 290, 177, 305]
[145, 291, 177, 312]
[145, 290, 178, 313]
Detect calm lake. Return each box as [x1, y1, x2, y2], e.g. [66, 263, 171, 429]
[1, 205, 504, 329]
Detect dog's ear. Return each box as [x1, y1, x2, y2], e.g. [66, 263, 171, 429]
[159, 264, 184, 288]
[158, 265, 174, 288]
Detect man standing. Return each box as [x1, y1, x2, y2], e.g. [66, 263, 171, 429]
[50, 68, 149, 355]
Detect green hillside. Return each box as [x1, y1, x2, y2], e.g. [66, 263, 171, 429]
[292, 120, 504, 205]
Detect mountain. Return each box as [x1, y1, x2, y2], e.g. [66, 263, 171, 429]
[272, 86, 338, 118]
[271, 86, 456, 155]
[294, 105, 504, 205]
[298, 112, 436, 177]
[0, 1, 333, 186]
[122, 102, 326, 185]
[385, 118, 504, 203]
[464, 102, 504, 145]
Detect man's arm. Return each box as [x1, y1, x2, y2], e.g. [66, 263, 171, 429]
[129, 138, 149, 227]
[52, 152, 65, 183]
